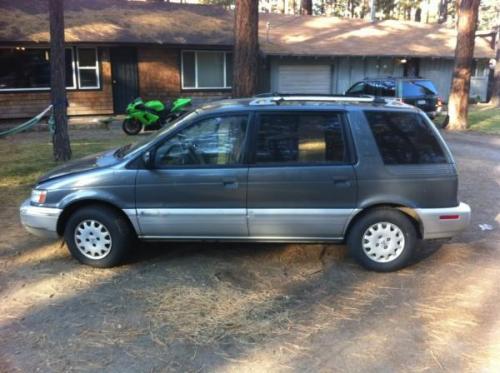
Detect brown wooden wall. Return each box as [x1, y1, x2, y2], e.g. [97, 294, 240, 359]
[137, 47, 181, 102]
[0, 48, 113, 120]
[137, 46, 230, 102]
[0, 45, 235, 120]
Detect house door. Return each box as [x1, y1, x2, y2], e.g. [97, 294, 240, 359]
[110, 47, 138, 114]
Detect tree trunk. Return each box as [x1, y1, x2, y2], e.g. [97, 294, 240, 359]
[447, 0, 480, 130]
[488, 31, 500, 106]
[414, 7, 422, 22]
[438, 0, 449, 23]
[301, 0, 312, 15]
[232, 0, 259, 98]
[49, 0, 71, 161]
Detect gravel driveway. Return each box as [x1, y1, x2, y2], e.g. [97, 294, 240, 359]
[1, 131, 499, 372]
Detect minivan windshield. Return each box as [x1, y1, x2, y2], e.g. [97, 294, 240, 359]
[402, 80, 437, 97]
[115, 110, 199, 158]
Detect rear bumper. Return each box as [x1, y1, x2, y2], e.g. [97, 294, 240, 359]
[19, 199, 62, 239]
[416, 202, 471, 240]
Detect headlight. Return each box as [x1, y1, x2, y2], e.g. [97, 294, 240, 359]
[31, 189, 47, 204]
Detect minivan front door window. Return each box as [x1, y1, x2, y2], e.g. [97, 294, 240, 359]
[155, 115, 248, 167]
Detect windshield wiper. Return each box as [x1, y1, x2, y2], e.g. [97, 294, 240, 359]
[114, 144, 132, 158]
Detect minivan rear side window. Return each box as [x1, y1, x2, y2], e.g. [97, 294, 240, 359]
[364, 111, 447, 165]
[255, 113, 347, 164]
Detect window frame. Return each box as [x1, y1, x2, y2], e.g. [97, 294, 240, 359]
[346, 82, 365, 95]
[0, 46, 100, 92]
[248, 110, 354, 168]
[363, 110, 449, 165]
[181, 50, 232, 90]
[151, 112, 252, 170]
[75, 47, 100, 90]
[0, 46, 77, 92]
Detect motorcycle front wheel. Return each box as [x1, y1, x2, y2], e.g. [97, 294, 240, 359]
[122, 119, 143, 135]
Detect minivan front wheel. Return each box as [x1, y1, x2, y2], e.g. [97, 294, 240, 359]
[347, 209, 417, 272]
[64, 205, 133, 268]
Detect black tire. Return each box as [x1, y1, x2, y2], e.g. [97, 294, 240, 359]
[64, 205, 134, 268]
[441, 115, 449, 129]
[164, 112, 180, 124]
[347, 208, 418, 272]
[122, 119, 142, 135]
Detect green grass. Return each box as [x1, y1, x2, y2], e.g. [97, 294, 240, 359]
[467, 106, 500, 134]
[0, 131, 130, 206]
[433, 105, 500, 134]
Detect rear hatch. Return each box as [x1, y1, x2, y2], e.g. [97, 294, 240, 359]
[401, 80, 438, 113]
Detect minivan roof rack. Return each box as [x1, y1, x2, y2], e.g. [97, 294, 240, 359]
[249, 94, 388, 106]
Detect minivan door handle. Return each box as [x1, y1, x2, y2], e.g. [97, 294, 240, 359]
[333, 178, 351, 187]
[222, 179, 238, 189]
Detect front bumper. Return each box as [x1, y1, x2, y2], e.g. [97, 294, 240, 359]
[416, 202, 471, 240]
[19, 199, 62, 239]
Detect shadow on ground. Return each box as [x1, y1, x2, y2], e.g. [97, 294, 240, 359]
[1, 130, 500, 372]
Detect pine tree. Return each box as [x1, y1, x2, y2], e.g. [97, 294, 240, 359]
[232, 0, 259, 97]
[447, 0, 481, 130]
[49, 0, 71, 161]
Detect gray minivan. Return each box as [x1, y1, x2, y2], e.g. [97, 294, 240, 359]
[20, 96, 470, 271]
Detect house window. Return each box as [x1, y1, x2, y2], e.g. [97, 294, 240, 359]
[182, 51, 232, 89]
[0, 47, 100, 91]
[76, 48, 100, 89]
[473, 60, 489, 77]
[0, 48, 75, 91]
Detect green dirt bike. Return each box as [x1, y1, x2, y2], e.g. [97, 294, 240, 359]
[122, 97, 192, 135]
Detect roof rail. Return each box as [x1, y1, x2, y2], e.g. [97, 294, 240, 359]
[249, 94, 382, 106]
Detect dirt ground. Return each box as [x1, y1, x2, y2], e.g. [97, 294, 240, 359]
[0, 129, 499, 373]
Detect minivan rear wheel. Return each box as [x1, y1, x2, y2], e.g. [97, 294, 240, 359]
[347, 208, 417, 272]
[64, 205, 134, 268]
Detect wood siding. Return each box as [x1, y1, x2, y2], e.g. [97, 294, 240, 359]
[137, 47, 181, 102]
[0, 48, 113, 119]
[137, 46, 231, 102]
[0, 45, 232, 120]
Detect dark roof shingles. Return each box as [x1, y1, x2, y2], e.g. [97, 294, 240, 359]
[0, 0, 493, 58]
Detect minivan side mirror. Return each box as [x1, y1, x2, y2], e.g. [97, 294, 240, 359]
[142, 150, 153, 169]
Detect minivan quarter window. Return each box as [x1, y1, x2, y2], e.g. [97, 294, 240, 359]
[364, 111, 447, 165]
[255, 112, 347, 165]
[154, 114, 248, 167]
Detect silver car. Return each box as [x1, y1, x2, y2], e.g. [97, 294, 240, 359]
[20, 96, 471, 271]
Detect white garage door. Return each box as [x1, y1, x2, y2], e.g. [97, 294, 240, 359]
[278, 65, 332, 94]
